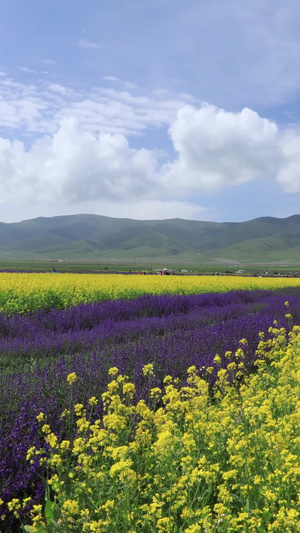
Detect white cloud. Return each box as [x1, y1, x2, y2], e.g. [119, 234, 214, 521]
[277, 130, 300, 192]
[162, 104, 280, 192]
[102, 76, 119, 82]
[71, 199, 207, 221]
[0, 118, 160, 206]
[0, 78, 50, 132]
[78, 39, 102, 49]
[122, 81, 137, 90]
[161, 103, 300, 199]
[47, 83, 72, 95]
[18, 66, 37, 74]
[2, 79, 300, 222]
[102, 76, 137, 90]
[0, 75, 194, 136]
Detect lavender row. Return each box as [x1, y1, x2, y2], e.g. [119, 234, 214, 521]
[1, 289, 300, 529]
[0, 290, 275, 364]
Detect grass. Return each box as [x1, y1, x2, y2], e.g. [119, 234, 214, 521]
[2, 257, 300, 276]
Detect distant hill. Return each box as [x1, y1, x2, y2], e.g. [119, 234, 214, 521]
[1, 213, 300, 263]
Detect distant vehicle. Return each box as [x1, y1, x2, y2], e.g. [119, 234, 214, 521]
[157, 268, 174, 275]
[235, 269, 245, 274]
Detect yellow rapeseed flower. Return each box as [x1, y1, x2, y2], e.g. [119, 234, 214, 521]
[88, 396, 98, 406]
[67, 372, 77, 385]
[62, 499, 79, 515]
[142, 363, 154, 376]
[108, 367, 119, 376]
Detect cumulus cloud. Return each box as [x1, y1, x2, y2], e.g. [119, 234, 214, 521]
[161, 103, 300, 199]
[0, 118, 160, 205]
[1, 98, 300, 221]
[162, 104, 280, 192]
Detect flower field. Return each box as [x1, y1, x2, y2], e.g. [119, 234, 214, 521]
[1, 272, 300, 314]
[1, 274, 300, 531]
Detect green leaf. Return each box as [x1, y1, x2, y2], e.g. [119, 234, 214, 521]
[45, 498, 54, 521]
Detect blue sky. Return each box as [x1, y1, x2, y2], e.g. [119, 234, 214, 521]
[1, 0, 300, 223]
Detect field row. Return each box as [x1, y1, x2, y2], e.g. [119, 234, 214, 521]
[1, 272, 300, 314]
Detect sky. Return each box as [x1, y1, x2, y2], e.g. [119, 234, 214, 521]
[1, 0, 300, 224]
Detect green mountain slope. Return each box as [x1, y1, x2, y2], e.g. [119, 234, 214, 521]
[1, 213, 300, 262]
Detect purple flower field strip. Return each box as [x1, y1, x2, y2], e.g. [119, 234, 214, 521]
[0, 290, 270, 363]
[0, 288, 299, 529]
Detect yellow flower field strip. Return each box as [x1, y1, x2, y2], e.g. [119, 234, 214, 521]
[2, 272, 300, 296]
[0, 273, 300, 313]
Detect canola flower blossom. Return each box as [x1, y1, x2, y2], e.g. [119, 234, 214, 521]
[10, 325, 300, 533]
[1, 272, 300, 314]
[67, 372, 77, 385]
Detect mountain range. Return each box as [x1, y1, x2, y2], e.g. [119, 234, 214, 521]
[1, 213, 300, 263]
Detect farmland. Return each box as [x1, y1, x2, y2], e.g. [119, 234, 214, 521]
[1, 274, 300, 531]
[1, 272, 300, 315]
